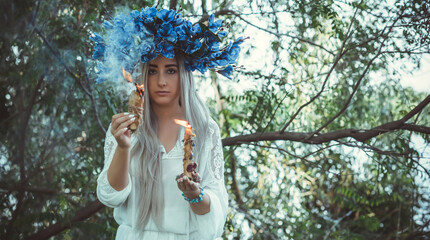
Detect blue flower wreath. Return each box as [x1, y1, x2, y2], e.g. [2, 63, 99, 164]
[90, 6, 245, 83]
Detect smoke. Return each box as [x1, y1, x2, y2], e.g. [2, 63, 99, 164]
[90, 7, 150, 100]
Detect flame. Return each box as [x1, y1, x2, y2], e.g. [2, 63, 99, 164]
[135, 83, 144, 97]
[122, 67, 133, 82]
[174, 119, 191, 128]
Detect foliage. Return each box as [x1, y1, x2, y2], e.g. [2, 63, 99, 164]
[1, 0, 429, 239]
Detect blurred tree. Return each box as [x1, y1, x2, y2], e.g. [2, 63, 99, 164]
[0, 0, 429, 239]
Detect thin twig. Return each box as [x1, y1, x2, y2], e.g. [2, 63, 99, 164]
[211, 9, 335, 55]
[280, 1, 362, 133]
[306, 13, 403, 139]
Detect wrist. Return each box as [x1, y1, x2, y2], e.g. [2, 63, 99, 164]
[182, 187, 204, 203]
[117, 145, 130, 152]
[184, 187, 201, 198]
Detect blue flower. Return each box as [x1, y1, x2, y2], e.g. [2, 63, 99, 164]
[217, 31, 227, 38]
[158, 22, 177, 43]
[140, 40, 157, 62]
[208, 14, 223, 33]
[173, 13, 184, 26]
[157, 9, 176, 23]
[192, 24, 202, 36]
[160, 41, 175, 59]
[186, 57, 207, 73]
[185, 38, 202, 54]
[228, 37, 245, 61]
[216, 65, 233, 79]
[204, 31, 219, 46]
[142, 7, 157, 18]
[176, 23, 190, 41]
[141, 51, 157, 62]
[117, 34, 133, 51]
[130, 10, 140, 19]
[90, 32, 105, 59]
[113, 14, 128, 29]
[92, 44, 105, 59]
[140, 41, 154, 54]
[102, 21, 114, 29]
[90, 32, 103, 42]
[144, 17, 155, 28]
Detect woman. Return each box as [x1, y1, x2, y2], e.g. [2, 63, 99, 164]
[92, 7, 244, 239]
[97, 54, 228, 239]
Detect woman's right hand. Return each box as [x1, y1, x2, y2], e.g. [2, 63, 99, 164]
[111, 112, 136, 149]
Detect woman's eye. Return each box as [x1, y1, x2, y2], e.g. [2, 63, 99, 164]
[167, 68, 177, 74]
[148, 69, 157, 75]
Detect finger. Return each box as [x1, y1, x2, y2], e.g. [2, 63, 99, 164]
[183, 176, 194, 191]
[111, 113, 125, 131]
[113, 127, 129, 139]
[189, 181, 199, 191]
[181, 176, 192, 191]
[175, 173, 184, 181]
[117, 116, 136, 130]
[116, 113, 134, 125]
[192, 172, 201, 183]
[112, 113, 135, 132]
[176, 177, 186, 190]
[124, 128, 131, 138]
[112, 112, 130, 124]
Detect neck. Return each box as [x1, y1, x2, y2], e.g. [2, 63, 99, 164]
[152, 102, 184, 122]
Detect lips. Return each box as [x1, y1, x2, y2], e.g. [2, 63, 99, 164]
[155, 91, 169, 96]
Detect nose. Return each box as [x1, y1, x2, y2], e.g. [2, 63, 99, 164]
[157, 74, 167, 87]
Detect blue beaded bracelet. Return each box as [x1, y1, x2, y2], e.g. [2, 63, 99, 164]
[182, 187, 204, 203]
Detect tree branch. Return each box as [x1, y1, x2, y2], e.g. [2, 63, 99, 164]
[401, 123, 430, 134]
[169, 0, 178, 10]
[3, 75, 44, 240]
[27, 200, 104, 240]
[223, 122, 430, 146]
[222, 94, 430, 146]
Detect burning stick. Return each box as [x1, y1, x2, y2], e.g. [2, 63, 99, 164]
[123, 68, 144, 132]
[174, 119, 199, 182]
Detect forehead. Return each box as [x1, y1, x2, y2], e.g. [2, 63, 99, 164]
[149, 56, 178, 66]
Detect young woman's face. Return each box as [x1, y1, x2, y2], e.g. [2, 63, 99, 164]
[147, 56, 180, 108]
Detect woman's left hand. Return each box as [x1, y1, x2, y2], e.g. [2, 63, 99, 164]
[176, 173, 201, 199]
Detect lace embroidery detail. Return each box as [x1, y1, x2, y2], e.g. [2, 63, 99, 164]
[209, 121, 224, 181]
[104, 124, 117, 165]
[104, 124, 139, 165]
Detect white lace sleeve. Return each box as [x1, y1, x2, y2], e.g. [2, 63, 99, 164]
[209, 123, 224, 181]
[96, 123, 132, 208]
[190, 119, 228, 239]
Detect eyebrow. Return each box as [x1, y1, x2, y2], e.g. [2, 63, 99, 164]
[149, 64, 179, 68]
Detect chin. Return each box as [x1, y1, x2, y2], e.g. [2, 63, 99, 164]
[153, 100, 178, 107]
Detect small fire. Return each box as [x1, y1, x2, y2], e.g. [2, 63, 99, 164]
[122, 67, 133, 83]
[174, 119, 191, 128]
[122, 67, 144, 97]
[135, 83, 144, 97]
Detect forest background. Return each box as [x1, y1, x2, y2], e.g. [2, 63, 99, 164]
[1, 0, 429, 239]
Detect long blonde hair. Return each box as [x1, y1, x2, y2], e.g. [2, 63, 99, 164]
[131, 54, 210, 231]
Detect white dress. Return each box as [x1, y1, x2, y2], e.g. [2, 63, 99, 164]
[96, 119, 228, 240]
